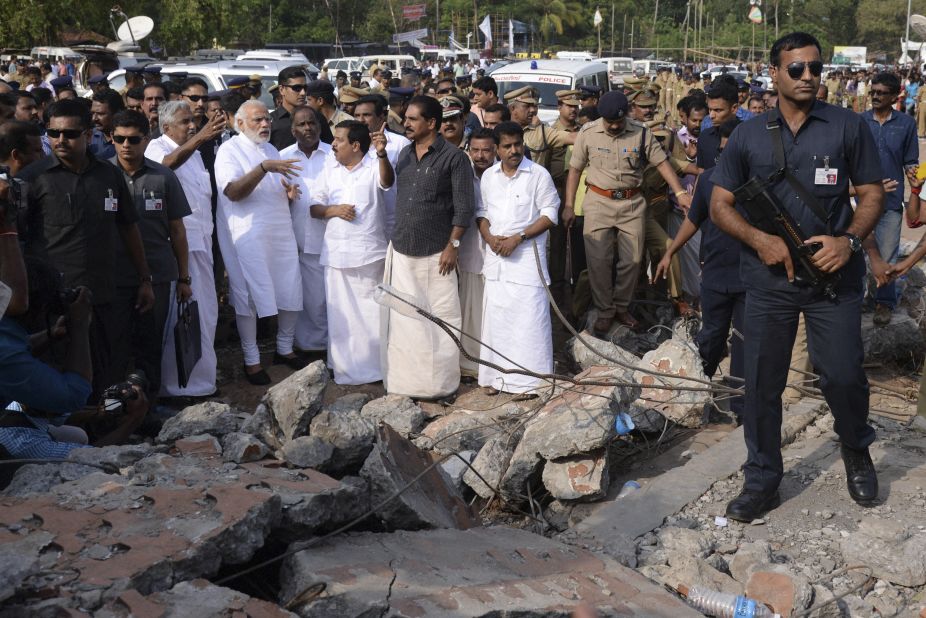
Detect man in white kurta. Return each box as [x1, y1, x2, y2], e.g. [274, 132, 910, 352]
[477, 122, 558, 395]
[353, 94, 411, 240]
[146, 101, 219, 397]
[280, 106, 332, 354]
[310, 120, 393, 384]
[214, 100, 305, 383]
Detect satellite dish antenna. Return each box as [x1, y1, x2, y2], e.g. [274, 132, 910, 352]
[117, 16, 154, 44]
[911, 14, 926, 41]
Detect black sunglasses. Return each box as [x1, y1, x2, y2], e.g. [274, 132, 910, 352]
[113, 135, 144, 145]
[46, 128, 84, 139]
[183, 94, 207, 102]
[437, 87, 454, 95]
[785, 61, 823, 80]
[284, 83, 307, 92]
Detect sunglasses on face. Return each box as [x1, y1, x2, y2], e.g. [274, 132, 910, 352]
[183, 94, 207, 102]
[46, 128, 84, 139]
[284, 83, 307, 92]
[870, 88, 896, 98]
[437, 88, 454, 95]
[113, 135, 144, 144]
[785, 61, 823, 80]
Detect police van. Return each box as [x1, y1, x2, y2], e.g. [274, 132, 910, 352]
[489, 60, 610, 124]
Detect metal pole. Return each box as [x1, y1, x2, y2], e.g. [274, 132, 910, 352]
[611, 3, 615, 55]
[906, 0, 913, 63]
[622, 13, 627, 54]
[683, 0, 690, 62]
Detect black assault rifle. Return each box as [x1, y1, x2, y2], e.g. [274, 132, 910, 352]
[733, 175, 839, 302]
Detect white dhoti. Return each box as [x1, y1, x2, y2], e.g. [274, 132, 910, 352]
[326, 259, 385, 385]
[478, 279, 552, 394]
[383, 248, 461, 399]
[159, 250, 219, 396]
[296, 252, 328, 351]
[458, 269, 485, 378]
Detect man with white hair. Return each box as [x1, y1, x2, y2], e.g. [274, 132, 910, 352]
[146, 100, 220, 397]
[215, 100, 305, 385]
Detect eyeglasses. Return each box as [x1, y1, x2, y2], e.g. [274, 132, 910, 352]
[870, 88, 896, 98]
[46, 128, 84, 140]
[183, 94, 207, 102]
[113, 135, 144, 144]
[785, 61, 823, 80]
[284, 83, 307, 92]
[437, 88, 454, 95]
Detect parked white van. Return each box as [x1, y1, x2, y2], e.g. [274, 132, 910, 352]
[599, 56, 634, 87]
[360, 55, 418, 76]
[490, 60, 610, 124]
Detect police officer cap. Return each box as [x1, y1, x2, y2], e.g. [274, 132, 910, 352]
[629, 89, 658, 106]
[248, 74, 263, 84]
[142, 65, 162, 74]
[87, 73, 109, 85]
[555, 89, 581, 106]
[388, 86, 415, 101]
[227, 76, 249, 88]
[350, 70, 362, 79]
[268, 84, 279, 94]
[503, 86, 538, 104]
[440, 95, 465, 118]
[126, 65, 145, 74]
[578, 84, 602, 96]
[455, 74, 471, 84]
[208, 89, 229, 101]
[49, 76, 73, 88]
[735, 77, 749, 90]
[597, 91, 629, 120]
[305, 79, 334, 96]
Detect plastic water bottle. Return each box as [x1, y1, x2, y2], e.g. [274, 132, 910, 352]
[684, 586, 777, 617]
[616, 480, 641, 499]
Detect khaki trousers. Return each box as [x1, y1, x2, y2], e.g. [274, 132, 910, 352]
[918, 104, 926, 137]
[582, 192, 646, 317]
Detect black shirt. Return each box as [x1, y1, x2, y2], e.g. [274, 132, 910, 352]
[711, 101, 883, 293]
[695, 125, 721, 170]
[393, 135, 475, 257]
[270, 106, 295, 151]
[20, 152, 138, 305]
[687, 167, 743, 294]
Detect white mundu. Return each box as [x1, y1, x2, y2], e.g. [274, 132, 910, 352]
[281, 141, 333, 352]
[146, 134, 218, 396]
[477, 156, 559, 394]
[458, 174, 485, 378]
[311, 155, 389, 385]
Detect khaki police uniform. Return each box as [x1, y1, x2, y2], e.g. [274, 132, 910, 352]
[570, 117, 667, 317]
[326, 107, 355, 130]
[917, 87, 926, 137]
[548, 89, 583, 314]
[387, 110, 405, 134]
[505, 86, 574, 170]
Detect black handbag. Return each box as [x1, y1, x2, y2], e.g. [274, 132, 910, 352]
[173, 299, 202, 388]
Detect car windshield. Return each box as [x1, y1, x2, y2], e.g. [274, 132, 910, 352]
[493, 77, 574, 108]
[612, 60, 632, 72]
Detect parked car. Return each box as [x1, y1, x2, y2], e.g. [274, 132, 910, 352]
[490, 60, 610, 124]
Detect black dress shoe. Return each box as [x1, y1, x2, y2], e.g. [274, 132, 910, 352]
[725, 488, 781, 522]
[840, 444, 879, 505]
[273, 352, 309, 370]
[244, 366, 271, 386]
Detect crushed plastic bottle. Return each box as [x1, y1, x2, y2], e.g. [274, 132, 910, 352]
[614, 411, 635, 435]
[684, 586, 778, 618]
[616, 480, 641, 499]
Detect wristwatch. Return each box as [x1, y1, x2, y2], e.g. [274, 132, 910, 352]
[178, 276, 192, 285]
[519, 231, 528, 242]
[449, 238, 460, 249]
[140, 275, 153, 284]
[843, 233, 862, 253]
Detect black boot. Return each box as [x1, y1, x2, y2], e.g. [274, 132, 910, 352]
[840, 444, 878, 505]
[725, 488, 780, 522]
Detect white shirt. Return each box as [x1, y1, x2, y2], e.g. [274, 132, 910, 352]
[146, 134, 214, 252]
[367, 129, 410, 240]
[477, 157, 559, 287]
[310, 156, 389, 269]
[458, 171, 485, 274]
[281, 141, 333, 255]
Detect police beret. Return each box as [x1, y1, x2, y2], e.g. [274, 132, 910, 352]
[555, 89, 581, 106]
[126, 65, 145, 74]
[171, 71, 189, 81]
[208, 89, 229, 100]
[350, 71, 362, 79]
[49, 76, 73, 88]
[305, 79, 334, 96]
[227, 76, 249, 88]
[503, 86, 538, 104]
[578, 84, 602, 96]
[142, 66, 162, 74]
[388, 86, 415, 100]
[597, 91, 629, 120]
[87, 73, 109, 84]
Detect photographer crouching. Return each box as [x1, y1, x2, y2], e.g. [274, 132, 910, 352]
[0, 182, 148, 472]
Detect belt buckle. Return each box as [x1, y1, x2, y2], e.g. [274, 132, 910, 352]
[612, 189, 625, 200]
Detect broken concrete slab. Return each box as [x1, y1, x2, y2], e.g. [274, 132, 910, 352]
[541, 450, 610, 501]
[279, 526, 702, 617]
[463, 433, 518, 499]
[174, 433, 222, 457]
[415, 404, 522, 454]
[308, 393, 374, 476]
[3, 461, 101, 497]
[264, 360, 328, 443]
[862, 313, 926, 365]
[360, 394, 426, 438]
[840, 518, 926, 587]
[0, 530, 55, 603]
[97, 579, 297, 618]
[729, 540, 774, 583]
[639, 555, 743, 599]
[658, 526, 714, 559]
[280, 435, 335, 469]
[240, 403, 280, 449]
[633, 339, 710, 428]
[156, 401, 240, 443]
[221, 431, 269, 464]
[67, 444, 160, 469]
[567, 330, 644, 370]
[438, 449, 476, 493]
[359, 424, 480, 531]
[574, 401, 825, 546]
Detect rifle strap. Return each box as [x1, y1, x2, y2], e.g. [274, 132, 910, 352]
[766, 108, 830, 225]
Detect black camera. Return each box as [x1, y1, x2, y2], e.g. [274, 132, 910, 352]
[101, 371, 149, 415]
[0, 165, 28, 228]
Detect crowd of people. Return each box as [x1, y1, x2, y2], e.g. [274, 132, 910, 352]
[1, 32, 923, 522]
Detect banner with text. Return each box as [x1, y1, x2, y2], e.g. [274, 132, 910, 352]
[394, 28, 429, 43]
[402, 4, 427, 20]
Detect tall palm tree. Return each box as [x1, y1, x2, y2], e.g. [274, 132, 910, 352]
[536, 0, 584, 46]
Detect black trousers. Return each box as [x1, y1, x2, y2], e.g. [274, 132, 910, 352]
[110, 283, 172, 398]
[742, 284, 874, 493]
[697, 286, 745, 419]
